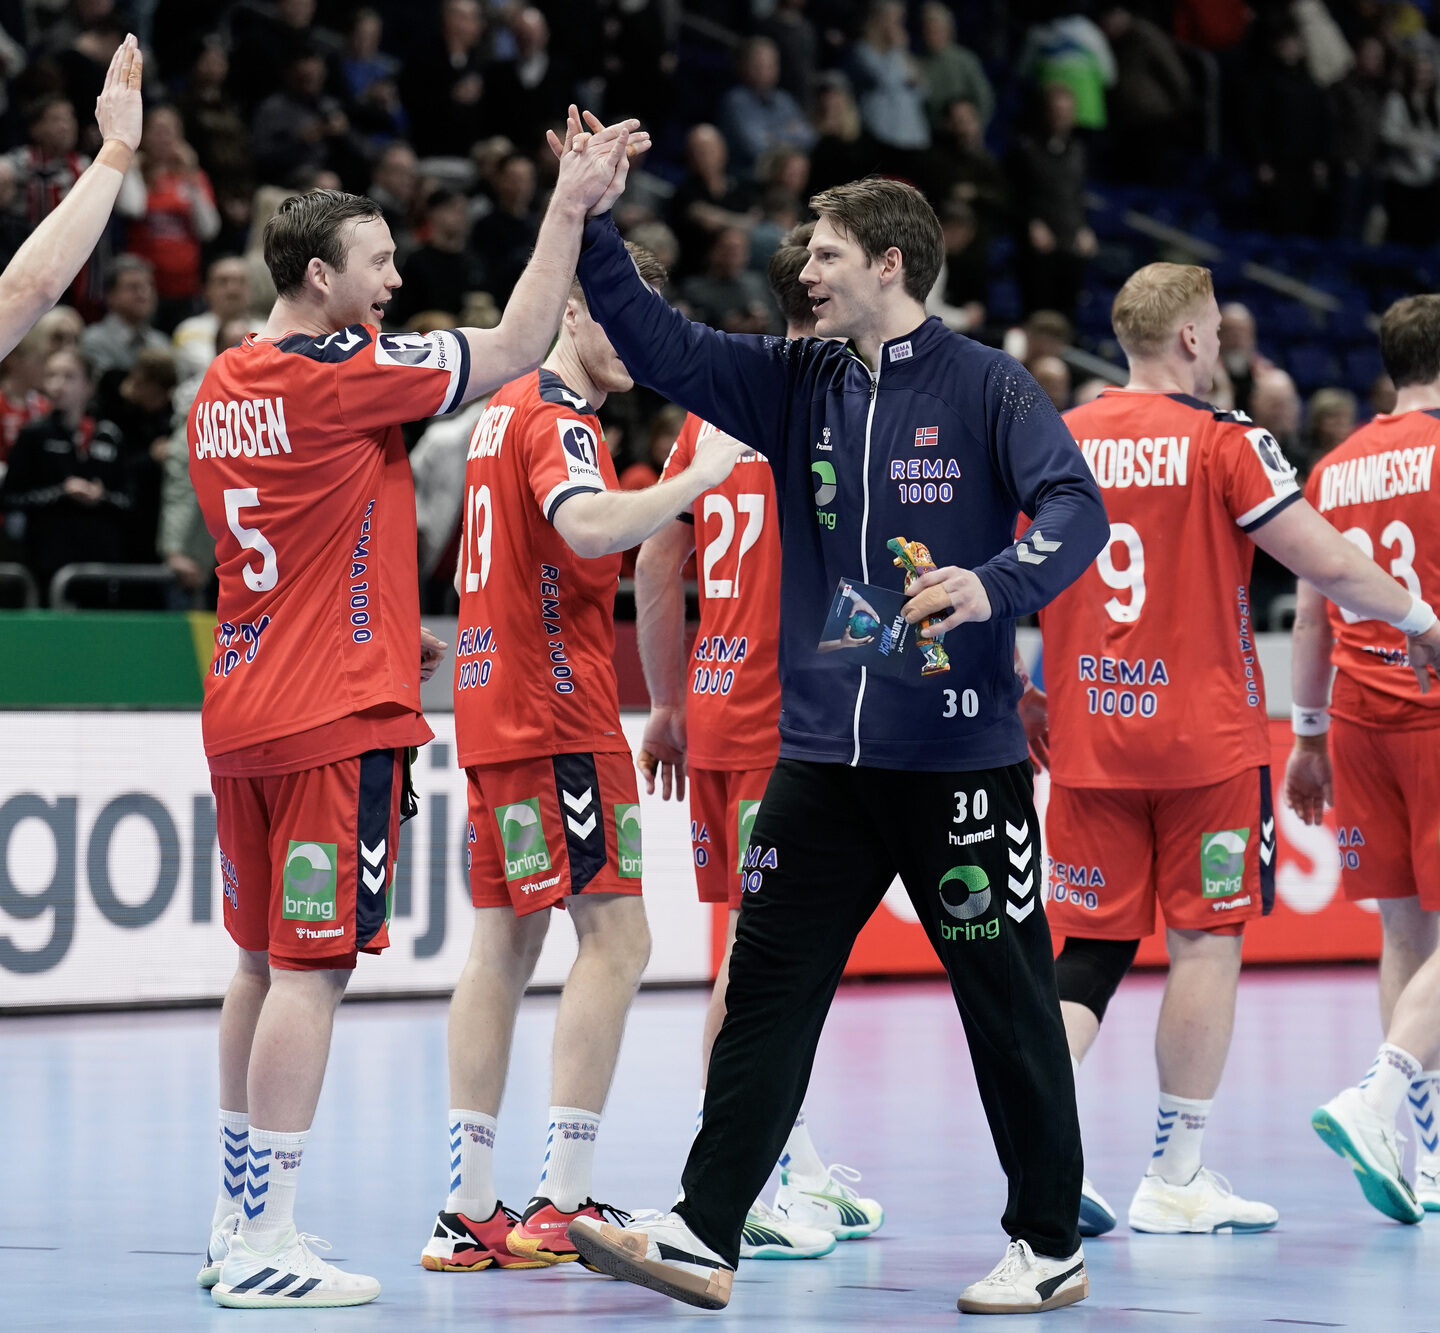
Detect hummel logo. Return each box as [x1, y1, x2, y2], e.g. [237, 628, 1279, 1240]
[1016, 530, 1061, 565]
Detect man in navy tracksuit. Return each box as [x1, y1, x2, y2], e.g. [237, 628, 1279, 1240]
[566, 176, 1109, 1315]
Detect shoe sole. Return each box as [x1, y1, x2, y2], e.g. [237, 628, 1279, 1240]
[212, 1283, 380, 1309]
[1312, 1108, 1424, 1223]
[1078, 1198, 1116, 1238]
[506, 1232, 580, 1266]
[420, 1252, 549, 1272]
[1128, 1215, 1277, 1235]
[957, 1274, 1089, 1314]
[739, 1240, 836, 1260]
[567, 1222, 732, 1310]
[196, 1264, 221, 1289]
[1423, 1200, 1440, 1213]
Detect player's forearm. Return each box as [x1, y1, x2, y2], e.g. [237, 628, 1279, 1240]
[1292, 527, 1419, 629]
[634, 532, 691, 707]
[0, 142, 133, 359]
[1290, 580, 1334, 710]
[562, 471, 714, 559]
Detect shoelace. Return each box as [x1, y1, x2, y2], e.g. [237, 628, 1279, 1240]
[1194, 1168, 1235, 1195]
[748, 1199, 786, 1225]
[585, 1200, 633, 1227]
[986, 1239, 1034, 1283]
[287, 1233, 337, 1277]
[823, 1163, 864, 1199]
[499, 1203, 523, 1226]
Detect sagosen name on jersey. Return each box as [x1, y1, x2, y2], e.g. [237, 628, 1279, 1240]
[1077, 436, 1189, 488]
[467, 403, 516, 459]
[1316, 445, 1436, 513]
[192, 397, 292, 460]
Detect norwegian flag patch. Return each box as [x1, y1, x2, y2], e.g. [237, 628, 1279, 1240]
[915, 426, 938, 447]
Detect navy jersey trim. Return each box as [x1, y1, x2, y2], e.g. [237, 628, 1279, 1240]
[551, 752, 606, 893]
[1258, 766, 1275, 915]
[276, 325, 373, 363]
[355, 748, 395, 948]
[1238, 486, 1301, 533]
[544, 482, 603, 524]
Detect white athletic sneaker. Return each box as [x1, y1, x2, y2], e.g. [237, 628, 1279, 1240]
[772, 1164, 883, 1239]
[1078, 1176, 1116, 1237]
[567, 1210, 734, 1310]
[197, 1214, 235, 1288]
[210, 1227, 381, 1308]
[1311, 1086, 1424, 1224]
[739, 1198, 836, 1260]
[956, 1238, 1088, 1314]
[1127, 1167, 1278, 1234]
[1416, 1154, 1440, 1213]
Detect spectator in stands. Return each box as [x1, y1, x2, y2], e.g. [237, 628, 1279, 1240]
[1298, 386, 1358, 478]
[921, 96, 1009, 246]
[128, 106, 220, 331]
[229, 0, 344, 116]
[0, 328, 51, 472]
[1074, 376, 1110, 405]
[849, 0, 931, 170]
[807, 72, 884, 196]
[93, 345, 177, 564]
[1020, 11, 1114, 132]
[1329, 34, 1388, 242]
[172, 256, 254, 390]
[0, 347, 130, 604]
[600, 0, 679, 132]
[366, 141, 421, 251]
[0, 160, 29, 269]
[252, 46, 363, 190]
[1369, 370, 1397, 416]
[482, 7, 573, 154]
[669, 124, 754, 281]
[618, 403, 686, 491]
[1019, 309, 1074, 362]
[1098, 5, 1192, 182]
[926, 197, 986, 335]
[5, 93, 144, 319]
[719, 36, 816, 182]
[174, 41, 255, 251]
[53, 12, 127, 151]
[679, 227, 776, 335]
[469, 150, 539, 305]
[625, 220, 680, 275]
[399, 0, 487, 159]
[80, 256, 169, 379]
[747, 147, 809, 271]
[1246, 19, 1331, 235]
[1379, 48, 1440, 247]
[758, 0, 819, 108]
[34, 306, 83, 360]
[1027, 355, 1072, 412]
[1009, 82, 1096, 321]
[340, 6, 407, 150]
[393, 188, 483, 327]
[919, 2, 993, 130]
[1218, 301, 1273, 415]
[1250, 367, 1303, 459]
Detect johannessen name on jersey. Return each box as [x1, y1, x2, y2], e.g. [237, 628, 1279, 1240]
[1315, 444, 1436, 513]
[192, 396, 293, 460]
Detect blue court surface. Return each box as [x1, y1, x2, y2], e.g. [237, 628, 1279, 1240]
[4, 967, 1438, 1331]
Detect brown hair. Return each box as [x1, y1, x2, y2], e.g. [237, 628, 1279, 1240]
[808, 177, 942, 304]
[768, 220, 816, 332]
[1380, 295, 1440, 388]
[1110, 263, 1214, 359]
[572, 241, 667, 303]
[262, 189, 384, 298]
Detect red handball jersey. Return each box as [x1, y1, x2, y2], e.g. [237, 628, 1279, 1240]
[661, 413, 781, 770]
[1041, 390, 1302, 788]
[189, 324, 470, 767]
[452, 368, 628, 767]
[1306, 409, 1440, 730]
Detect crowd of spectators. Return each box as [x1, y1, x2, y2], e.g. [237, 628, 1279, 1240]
[0, 0, 1434, 618]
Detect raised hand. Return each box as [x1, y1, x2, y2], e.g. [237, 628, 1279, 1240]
[546, 106, 652, 219]
[95, 33, 143, 152]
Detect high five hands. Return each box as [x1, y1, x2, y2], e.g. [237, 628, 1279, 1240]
[546, 106, 652, 219]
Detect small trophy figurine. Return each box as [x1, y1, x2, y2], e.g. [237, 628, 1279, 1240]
[888, 536, 951, 675]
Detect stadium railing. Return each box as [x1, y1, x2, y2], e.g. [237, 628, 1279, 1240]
[50, 562, 178, 610]
[0, 561, 38, 608]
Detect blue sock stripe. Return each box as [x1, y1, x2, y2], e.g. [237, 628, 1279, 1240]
[248, 1145, 272, 1161]
[246, 1181, 269, 1199]
[243, 1200, 266, 1220]
[450, 1174, 462, 1192]
[224, 1180, 244, 1198]
[223, 1126, 247, 1143]
[450, 1154, 462, 1171]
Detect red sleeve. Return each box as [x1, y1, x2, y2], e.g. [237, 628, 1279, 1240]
[1213, 419, 1303, 532]
[661, 413, 702, 483]
[519, 399, 608, 523]
[335, 326, 471, 433]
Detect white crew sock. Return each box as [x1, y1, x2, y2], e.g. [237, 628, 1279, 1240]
[1411, 1070, 1440, 1159]
[211, 1108, 249, 1230]
[537, 1106, 600, 1212]
[445, 1109, 498, 1220]
[238, 1127, 306, 1246]
[778, 1109, 827, 1179]
[1150, 1092, 1211, 1185]
[1359, 1043, 1423, 1122]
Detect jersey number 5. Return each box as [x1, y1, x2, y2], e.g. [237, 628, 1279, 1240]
[223, 487, 278, 592]
[701, 493, 764, 599]
[1096, 522, 1146, 623]
[463, 484, 493, 592]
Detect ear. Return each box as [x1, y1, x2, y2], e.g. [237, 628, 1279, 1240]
[305, 256, 329, 296]
[877, 245, 906, 289]
[1180, 320, 1200, 356]
[561, 297, 583, 332]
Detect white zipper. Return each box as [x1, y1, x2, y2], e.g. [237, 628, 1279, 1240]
[851, 362, 881, 767]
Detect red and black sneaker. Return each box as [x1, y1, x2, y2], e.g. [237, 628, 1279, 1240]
[506, 1197, 632, 1267]
[420, 1203, 547, 1271]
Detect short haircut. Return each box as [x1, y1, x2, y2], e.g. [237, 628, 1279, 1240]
[106, 254, 154, 294]
[1380, 295, 1440, 389]
[768, 220, 816, 331]
[263, 189, 384, 298]
[130, 346, 178, 391]
[571, 241, 667, 304]
[808, 177, 943, 304]
[49, 346, 95, 381]
[24, 94, 70, 128]
[1110, 263, 1214, 360]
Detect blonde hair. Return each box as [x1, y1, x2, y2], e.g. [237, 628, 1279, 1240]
[1111, 263, 1214, 360]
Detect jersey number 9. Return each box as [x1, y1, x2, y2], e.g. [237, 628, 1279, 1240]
[463, 484, 493, 592]
[1096, 522, 1146, 624]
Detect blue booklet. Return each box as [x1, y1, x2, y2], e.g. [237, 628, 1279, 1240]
[816, 578, 916, 677]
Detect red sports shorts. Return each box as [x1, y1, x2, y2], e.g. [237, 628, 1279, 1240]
[466, 750, 643, 914]
[689, 766, 773, 910]
[213, 748, 406, 970]
[1045, 767, 1274, 939]
[1331, 718, 1440, 908]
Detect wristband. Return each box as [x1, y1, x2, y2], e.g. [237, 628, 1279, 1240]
[1292, 704, 1330, 736]
[1396, 594, 1438, 637]
[95, 139, 134, 173]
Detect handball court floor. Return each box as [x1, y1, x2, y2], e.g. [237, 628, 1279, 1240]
[4, 968, 1438, 1332]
